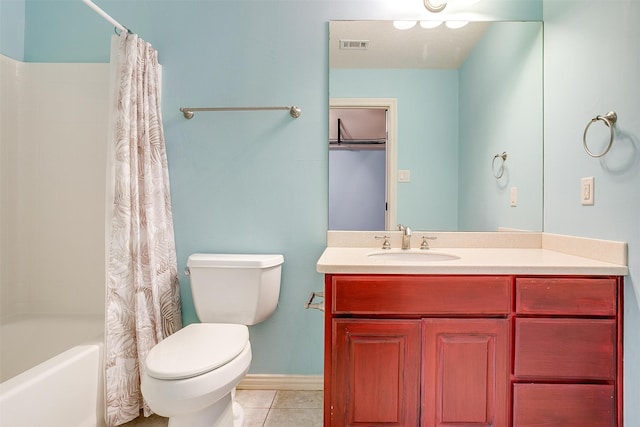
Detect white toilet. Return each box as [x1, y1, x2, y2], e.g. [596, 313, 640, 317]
[141, 253, 284, 427]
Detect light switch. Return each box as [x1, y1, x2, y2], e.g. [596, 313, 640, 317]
[398, 170, 411, 182]
[510, 187, 517, 207]
[581, 177, 594, 205]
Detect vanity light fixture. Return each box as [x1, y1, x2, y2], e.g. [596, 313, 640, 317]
[393, 20, 463, 30]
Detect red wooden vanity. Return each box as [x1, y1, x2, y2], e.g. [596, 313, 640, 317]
[323, 274, 623, 427]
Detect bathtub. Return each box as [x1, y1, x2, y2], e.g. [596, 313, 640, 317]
[0, 315, 106, 427]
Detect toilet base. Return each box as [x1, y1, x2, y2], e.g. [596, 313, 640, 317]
[233, 401, 245, 427]
[167, 392, 244, 427]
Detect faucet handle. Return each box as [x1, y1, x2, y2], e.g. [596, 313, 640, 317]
[375, 235, 391, 249]
[420, 235, 437, 250]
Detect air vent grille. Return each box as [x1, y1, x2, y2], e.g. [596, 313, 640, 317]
[339, 40, 369, 50]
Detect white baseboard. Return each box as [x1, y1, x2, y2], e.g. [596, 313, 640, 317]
[238, 374, 324, 391]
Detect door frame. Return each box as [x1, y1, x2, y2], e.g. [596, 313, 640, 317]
[329, 98, 398, 230]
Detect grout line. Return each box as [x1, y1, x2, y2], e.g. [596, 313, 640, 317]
[261, 390, 277, 427]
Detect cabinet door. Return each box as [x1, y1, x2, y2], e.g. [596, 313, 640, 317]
[422, 319, 509, 427]
[332, 319, 421, 427]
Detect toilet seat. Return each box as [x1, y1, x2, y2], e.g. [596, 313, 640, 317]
[145, 323, 249, 380]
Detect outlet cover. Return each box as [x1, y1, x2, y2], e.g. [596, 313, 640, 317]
[398, 170, 410, 182]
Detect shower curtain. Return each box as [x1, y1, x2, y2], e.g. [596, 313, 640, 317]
[105, 31, 182, 426]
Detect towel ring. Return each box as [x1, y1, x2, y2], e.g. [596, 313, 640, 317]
[583, 111, 617, 158]
[492, 152, 507, 179]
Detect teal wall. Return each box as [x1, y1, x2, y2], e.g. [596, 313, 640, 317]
[543, 1, 639, 424]
[331, 68, 460, 230]
[458, 21, 543, 230]
[0, 0, 25, 60]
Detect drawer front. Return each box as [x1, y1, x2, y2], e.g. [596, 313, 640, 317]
[331, 275, 511, 315]
[516, 277, 616, 316]
[515, 318, 616, 380]
[513, 383, 615, 427]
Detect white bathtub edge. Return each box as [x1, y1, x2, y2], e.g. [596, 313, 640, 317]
[0, 343, 106, 427]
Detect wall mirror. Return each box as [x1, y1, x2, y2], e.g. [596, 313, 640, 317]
[329, 20, 543, 232]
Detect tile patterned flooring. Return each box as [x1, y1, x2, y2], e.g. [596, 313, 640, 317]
[122, 390, 323, 427]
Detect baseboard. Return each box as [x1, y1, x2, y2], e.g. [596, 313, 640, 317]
[237, 374, 324, 391]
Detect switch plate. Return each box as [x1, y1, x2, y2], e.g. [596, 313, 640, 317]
[398, 170, 411, 182]
[581, 177, 594, 205]
[510, 187, 517, 207]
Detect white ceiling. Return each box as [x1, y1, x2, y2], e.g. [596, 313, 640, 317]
[330, 20, 491, 69]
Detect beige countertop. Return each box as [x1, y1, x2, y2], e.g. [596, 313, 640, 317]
[317, 232, 628, 276]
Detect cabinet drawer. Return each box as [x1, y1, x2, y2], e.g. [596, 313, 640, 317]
[514, 318, 616, 380]
[516, 277, 616, 315]
[513, 383, 615, 427]
[331, 275, 511, 315]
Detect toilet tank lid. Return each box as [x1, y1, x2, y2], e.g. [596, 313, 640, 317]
[187, 253, 284, 269]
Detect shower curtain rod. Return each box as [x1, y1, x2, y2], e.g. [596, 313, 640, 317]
[81, 0, 129, 34]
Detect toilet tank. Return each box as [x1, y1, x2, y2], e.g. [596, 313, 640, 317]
[186, 254, 284, 325]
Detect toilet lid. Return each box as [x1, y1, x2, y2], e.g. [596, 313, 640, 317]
[145, 323, 249, 380]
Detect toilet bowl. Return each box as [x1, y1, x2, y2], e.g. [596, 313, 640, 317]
[141, 324, 251, 427]
[141, 254, 283, 427]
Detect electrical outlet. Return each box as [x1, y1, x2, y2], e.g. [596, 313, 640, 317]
[581, 177, 594, 205]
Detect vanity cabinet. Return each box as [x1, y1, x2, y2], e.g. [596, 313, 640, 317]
[323, 274, 623, 427]
[325, 275, 512, 427]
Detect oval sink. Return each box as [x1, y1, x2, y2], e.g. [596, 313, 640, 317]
[368, 250, 460, 262]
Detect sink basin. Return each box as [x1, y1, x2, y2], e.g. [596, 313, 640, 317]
[368, 250, 460, 262]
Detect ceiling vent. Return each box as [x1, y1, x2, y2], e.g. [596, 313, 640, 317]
[339, 40, 369, 50]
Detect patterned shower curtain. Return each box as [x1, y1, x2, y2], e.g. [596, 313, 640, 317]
[105, 31, 182, 427]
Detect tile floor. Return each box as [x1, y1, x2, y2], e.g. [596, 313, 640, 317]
[122, 389, 323, 427]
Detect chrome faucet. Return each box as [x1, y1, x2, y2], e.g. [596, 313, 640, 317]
[397, 224, 412, 250]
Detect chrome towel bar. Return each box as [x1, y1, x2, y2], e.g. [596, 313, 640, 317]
[179, 106, 302, 120]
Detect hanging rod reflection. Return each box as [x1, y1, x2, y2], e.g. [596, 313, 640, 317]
[179, 106, 302, 120]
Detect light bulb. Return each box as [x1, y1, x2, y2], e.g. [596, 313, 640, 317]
[393, 21, 418, 30]
[445, 21, 469, 29]
[420, 21, 443, 29]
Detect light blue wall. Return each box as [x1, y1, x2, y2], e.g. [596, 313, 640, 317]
[0, 0, 25, 60]
[458, 21, 543, 231]
[543, 1, 640, 424]
[331, 69, 460, 230]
